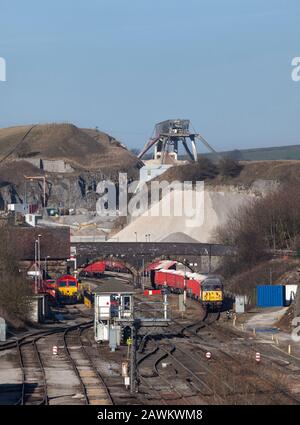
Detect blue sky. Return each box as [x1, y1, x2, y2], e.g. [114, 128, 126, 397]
[0, 0, 299, 152]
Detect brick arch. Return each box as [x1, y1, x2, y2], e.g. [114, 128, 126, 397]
[81, 256, 139, 284]
[140, 256, 195, 274]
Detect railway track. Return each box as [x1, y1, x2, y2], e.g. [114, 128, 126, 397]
[0, 327, 67, 352]
[0, 309, 96, 405]
[3, 274, 298, 405]
[0, 327, 66, 405]
[73, 276, 300, 404]
[219, 347, 300, 404]
[170, 340, 280, 404]
[176, 317, 300, 404]
[1, 302, 136, 405]
[63, 323, 114, 405]
[14, 323, 96, 405]
[136, 311, 224, 404]
[16, 338, 48, 405]
[177, 311, 220, 335]
[137, 340, 200, 404]
[136, 298, 300, 404]
[0, 303, 93, 353]
[81, 274, 133, 289]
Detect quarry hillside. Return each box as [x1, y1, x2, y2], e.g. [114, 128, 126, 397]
[0, 123, 142, 210]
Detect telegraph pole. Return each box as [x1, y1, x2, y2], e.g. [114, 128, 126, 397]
[34, 240, 38, 294]
[142, 257, 145, 290]
[45, 255, 50, 278]
[183, 258, 187, 305]
[130, 323, 137, 394]
[37, 234, 42, 291]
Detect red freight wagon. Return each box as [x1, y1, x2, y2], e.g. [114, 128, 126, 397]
[44, 279, 57, 300]
[173, 272, 185, 292]
[155, 270, 186, 293]
[83, 261, 106, 274]
[154, 269, 202, 299]
[187, 278, 201, 300]
[154, 270, 163, 285]
[32, 278, 58, 304]
[165, 271, 183, 292]
[165, 271, 176, 288]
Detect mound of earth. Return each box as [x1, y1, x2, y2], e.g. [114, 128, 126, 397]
[0, 123, 142, 172]
[159, 232, 200, 243]
[110, 188, 254, 243]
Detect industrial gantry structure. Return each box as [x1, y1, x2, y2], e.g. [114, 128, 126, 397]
[138, 119, 219, 163]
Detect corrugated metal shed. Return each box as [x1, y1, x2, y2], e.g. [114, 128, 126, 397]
[257, 285, 286, 307]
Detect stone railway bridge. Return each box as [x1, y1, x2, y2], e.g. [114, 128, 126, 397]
[74, 242, 235, 286]
[11, 227, 235, 286]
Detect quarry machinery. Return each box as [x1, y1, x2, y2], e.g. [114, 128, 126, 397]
[138, 119, 219, 163]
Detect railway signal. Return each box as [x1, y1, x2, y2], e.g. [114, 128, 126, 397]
[205, 351, 212, 360]
[255, 352, 261, 363]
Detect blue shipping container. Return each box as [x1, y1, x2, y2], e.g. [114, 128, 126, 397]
[257, 285, 286, 307]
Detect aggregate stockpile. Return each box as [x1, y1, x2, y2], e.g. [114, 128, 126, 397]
[113, 158, 299, 243]
[111, 186, 255, 243]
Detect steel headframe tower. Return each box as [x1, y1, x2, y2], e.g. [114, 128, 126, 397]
[138, 119, 219, 163]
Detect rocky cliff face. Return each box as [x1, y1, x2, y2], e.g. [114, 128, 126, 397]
[0, 166, 139, 212]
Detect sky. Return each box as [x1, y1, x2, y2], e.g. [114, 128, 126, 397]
[0, 0, 299, 152]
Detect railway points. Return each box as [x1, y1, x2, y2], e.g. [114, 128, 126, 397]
[0, 226, 300, 407]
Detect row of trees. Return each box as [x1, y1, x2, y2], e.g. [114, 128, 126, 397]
[216, 185, 300, 277]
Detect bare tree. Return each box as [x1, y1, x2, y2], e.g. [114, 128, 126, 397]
[216, 185, 300, 277]
[0, 227, 32, 326]
[219, 158, 243, 178]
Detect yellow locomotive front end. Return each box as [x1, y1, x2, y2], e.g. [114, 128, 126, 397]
[202, 290, 223, 302]
[57, 283, 78, 301]
[56, 275, 78, 304]
[201, 277, 223, 309]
